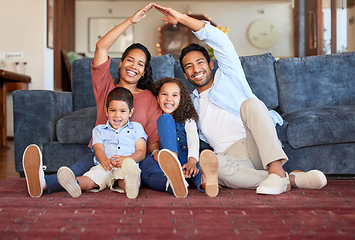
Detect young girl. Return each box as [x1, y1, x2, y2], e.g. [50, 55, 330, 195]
[152, 77, 219, 198]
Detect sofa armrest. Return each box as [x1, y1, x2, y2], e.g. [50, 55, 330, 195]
[13, 90, 73, 173]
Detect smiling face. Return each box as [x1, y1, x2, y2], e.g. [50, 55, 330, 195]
[157, 82, 181, 114]
[182, 51, 214, 93]
[118, 48, 146, 87]
[105, 100, 134, 130]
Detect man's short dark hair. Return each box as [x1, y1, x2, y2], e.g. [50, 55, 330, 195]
[106, 87, 133, 110]
[179, 43, 211, 72]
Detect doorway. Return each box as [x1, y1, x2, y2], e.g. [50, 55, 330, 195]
[294, 0, 348, 57]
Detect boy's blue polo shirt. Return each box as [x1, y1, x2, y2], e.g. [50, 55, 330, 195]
[92, 120, 147, 165]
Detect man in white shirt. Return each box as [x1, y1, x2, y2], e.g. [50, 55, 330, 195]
[153, 3, 327, 194]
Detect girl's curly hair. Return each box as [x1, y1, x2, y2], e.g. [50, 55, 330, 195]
[152, 77, 199, 124]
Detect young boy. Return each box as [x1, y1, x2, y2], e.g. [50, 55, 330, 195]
[57, 87, 147, 199]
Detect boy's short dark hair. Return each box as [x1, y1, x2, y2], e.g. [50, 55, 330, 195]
[106, 87, 134, 110]
[179, 43, 211, 72]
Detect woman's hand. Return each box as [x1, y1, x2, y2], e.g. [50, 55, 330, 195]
[130, 3, 154, 24]
[93, 3, 153, 66]
[153, 3, 183, 25]
[182, 157, 199, 178]
[152, 150, 159, 162]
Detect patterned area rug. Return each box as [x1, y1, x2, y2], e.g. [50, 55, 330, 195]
[0, 178, 354, 239]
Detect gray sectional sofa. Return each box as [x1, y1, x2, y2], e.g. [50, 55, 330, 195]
[13, 52, 355, 176]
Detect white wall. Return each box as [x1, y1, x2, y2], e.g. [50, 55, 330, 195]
[348, 5, 355, 52]
[0, 0, 54, 136]
[75, 1, 294, 58]
[323, 7, 348, 54]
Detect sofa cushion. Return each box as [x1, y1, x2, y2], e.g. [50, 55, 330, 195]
[240, 53, 278, 109]
[282, 105, 355, 149]
[42, 142, 92, 172]
[151, 54, 175, 82]
[71, 58, 97, 111]
[276, 122, 288, 143]
[71, 54, 176, 111]
[56, 107, 97, 144]
[275, 52, 355, 114]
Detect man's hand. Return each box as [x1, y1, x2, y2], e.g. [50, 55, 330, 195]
[153, 3, 182, 25]
[153, 3, 205, 32]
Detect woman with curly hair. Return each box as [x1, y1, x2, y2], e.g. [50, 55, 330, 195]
[152, 77, 219, 198]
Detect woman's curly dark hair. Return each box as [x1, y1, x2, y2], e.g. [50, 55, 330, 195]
[152, 77, 198, 123]
[117, 43, 154, 90]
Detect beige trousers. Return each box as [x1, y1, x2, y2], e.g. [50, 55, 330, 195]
[217, 98, 288, 189]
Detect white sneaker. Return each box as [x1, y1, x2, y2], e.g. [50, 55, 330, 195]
[57, 166, 82, 198]
[122, 158, 140, 199]
[158, 149, 188, 198]
[22, 144, 46, 198]
[256, 172, 291, 195]
[289, 170, 327, 189]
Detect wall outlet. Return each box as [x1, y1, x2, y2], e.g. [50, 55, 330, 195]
[5, 51, 24, 60]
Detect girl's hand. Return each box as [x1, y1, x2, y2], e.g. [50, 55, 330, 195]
[153, 3, 183, 25]
[182, 157, 199, 178]
[130, 3, 154, 24]
[102, 158, 115, 171]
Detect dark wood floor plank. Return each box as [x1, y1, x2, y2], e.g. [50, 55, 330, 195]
[0, 141, 20, 179]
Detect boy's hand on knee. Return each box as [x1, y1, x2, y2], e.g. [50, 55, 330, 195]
[111, 155, 125, 168]
[102, 158, 114, 171]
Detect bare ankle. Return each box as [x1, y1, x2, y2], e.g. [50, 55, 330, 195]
[268, 160, 286, 178]
[289, 174, 297, 187]
[78, 176, 97, 192]
[118, 179, 125, 191]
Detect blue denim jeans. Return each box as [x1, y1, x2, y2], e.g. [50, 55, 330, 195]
[139, 153, 170, 192]
[157, 114, 203, 192]
[45, 152, 95, 193]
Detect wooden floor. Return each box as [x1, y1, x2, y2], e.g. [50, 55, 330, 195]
[0, 141, 20, 180]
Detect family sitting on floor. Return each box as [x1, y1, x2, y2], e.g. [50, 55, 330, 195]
[22, 3, 327, 199]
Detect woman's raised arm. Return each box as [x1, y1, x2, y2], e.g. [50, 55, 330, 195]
[93, 3, 153, 66]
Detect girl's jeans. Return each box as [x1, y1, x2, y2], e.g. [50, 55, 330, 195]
[157, 114, 203, 192]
